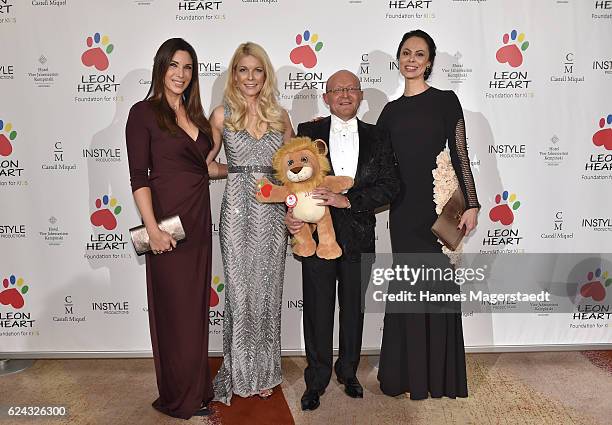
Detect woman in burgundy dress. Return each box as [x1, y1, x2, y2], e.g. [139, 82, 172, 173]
[125, 38, 215, 418]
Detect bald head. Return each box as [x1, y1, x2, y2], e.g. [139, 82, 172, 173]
[325, 70, 360, 93]
[323, 70, 363, 121]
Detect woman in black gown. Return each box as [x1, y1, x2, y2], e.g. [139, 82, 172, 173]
[126, 38, 215, 418]
[377, 30, 480, 399]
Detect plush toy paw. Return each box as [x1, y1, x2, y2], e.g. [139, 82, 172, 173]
[256, 178, 273, 202]
[293, 239, 317, 257]
[316, 241, 342, 260]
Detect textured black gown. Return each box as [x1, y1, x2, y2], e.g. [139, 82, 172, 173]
[376, 87, 480, 399]
[126, 100, 214, 418]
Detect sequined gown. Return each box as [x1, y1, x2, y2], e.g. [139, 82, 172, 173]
[376, 88, 480, 399]
[213, 107, 288, 405]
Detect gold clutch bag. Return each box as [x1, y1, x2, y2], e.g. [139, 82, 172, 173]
[431, 188, 466, 251]
[129, 215, 186, 255]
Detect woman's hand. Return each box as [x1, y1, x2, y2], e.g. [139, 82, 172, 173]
[148, 228, 177, 255]
[207, 160, 227, 179]
[285, 209, 304, 235]
[458, 208, 478, 236]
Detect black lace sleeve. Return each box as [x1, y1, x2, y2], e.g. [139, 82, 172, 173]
[446, 91, 480, 209]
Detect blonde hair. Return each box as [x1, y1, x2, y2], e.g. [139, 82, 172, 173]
[224, 42, 284, 133]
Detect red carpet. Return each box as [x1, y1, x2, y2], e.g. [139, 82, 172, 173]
[582, 350, 612, 374]
[208, 358, 295, 425]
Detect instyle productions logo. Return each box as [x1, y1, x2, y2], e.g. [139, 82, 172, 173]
[0, 274, 36, 332]
[386, 0, 435, 20]
[0, 63, 14, 80]
[583, 114, 612, 180]
[76, 32, 121, 103]
[481, 190, 524, 252]
[487, 29, 533, 100]
[209, 275, 225, 308]
[0, 119, 25, 181]
[86, 194, 127, 253]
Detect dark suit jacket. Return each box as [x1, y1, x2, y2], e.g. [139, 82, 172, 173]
[297, 116, 400, 262]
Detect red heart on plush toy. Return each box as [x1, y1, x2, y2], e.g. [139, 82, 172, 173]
[260, 183, 272, 197]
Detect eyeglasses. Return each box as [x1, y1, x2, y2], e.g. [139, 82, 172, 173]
[325, 87, 362, 95]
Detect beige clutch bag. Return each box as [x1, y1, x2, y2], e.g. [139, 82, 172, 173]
[431, 188, 466, 251]
[129, 215, 186, 255]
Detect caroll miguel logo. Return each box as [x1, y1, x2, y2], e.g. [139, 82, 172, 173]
[488, 30, 532, 96]
[584, 114, 612, 175]
[0, 119, 24, 178]
[87, 194, 127, 251]
[76, 32, 120, 100]
[482, 190, 523, 248]
[285, 30, 326, 92]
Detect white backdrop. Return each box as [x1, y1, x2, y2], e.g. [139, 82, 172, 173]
[1, 0, 611, 356]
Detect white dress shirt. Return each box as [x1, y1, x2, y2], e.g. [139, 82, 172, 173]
[329, 115, 359, 183]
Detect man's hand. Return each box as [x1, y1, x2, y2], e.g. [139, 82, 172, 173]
[285, 208, 304, 235]
[312, 187, 350, 208]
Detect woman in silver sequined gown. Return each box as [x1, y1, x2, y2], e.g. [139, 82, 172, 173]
[207, 42, 293, 405]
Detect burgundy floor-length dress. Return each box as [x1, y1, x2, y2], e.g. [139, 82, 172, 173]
[126, 100, 214, 419]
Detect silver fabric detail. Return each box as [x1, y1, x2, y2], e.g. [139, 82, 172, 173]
[213, 106, 288, 405]
[228, 165, 275, 174]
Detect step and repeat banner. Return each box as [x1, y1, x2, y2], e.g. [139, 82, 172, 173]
[1, 0, 611, 355]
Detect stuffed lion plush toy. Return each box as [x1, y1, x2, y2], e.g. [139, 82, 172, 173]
[255, 137, 353, 259]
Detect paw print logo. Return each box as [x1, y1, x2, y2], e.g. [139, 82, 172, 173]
[593, 114, 612, 150]
[0, 120, 17, 157]
[495, 30, 529, 68]
[290, 30, 323, 69]
[580, 268, 611, 302]
[90, 195, 122, 231]
[210, 275, 225, 308]
[81, 32, 114, 71]
[0, 275, 29, 309]
[489, 191, 521, 226]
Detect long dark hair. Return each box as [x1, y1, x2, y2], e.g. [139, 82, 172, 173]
[145, 38, 212, 139]
[396, 29, 437, 80]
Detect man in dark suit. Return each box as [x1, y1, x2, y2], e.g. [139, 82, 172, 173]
[286, 70, 400, 411]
